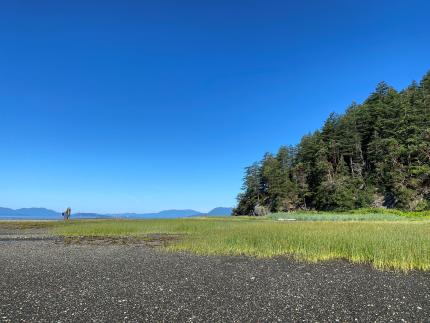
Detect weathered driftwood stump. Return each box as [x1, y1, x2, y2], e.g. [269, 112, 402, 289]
[62, 207, 71, 221]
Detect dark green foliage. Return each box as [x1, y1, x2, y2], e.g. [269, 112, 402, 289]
[233, 71, 430, 215]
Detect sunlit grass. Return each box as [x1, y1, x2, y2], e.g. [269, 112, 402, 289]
[49, 216, 430, 271]
[270, 212, 423, 221]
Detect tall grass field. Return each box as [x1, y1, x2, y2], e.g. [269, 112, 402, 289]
[50, 215, 430, 272]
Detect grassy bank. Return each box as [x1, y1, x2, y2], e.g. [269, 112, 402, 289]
[269, 212, 429, 221]
[50, 216, 430, 271]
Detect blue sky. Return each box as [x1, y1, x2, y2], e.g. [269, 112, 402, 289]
[1, 1, 429, 213]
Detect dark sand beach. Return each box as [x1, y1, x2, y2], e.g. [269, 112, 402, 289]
[1, 228, 429, 322]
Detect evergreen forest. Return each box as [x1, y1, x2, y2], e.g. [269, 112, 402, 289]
[234, 71, 430, 215]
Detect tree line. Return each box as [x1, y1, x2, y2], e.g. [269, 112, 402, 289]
[234, 71, 430, 215]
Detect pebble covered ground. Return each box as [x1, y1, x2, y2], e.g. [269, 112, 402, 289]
[0, 229, 429, 322]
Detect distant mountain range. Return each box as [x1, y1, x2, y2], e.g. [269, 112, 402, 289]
[0, 207, 233, 220]
[206, 207, 233, 216]
[0, 207, 61, 219]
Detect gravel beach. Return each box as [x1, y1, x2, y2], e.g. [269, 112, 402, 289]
[1, 233, 429, 322]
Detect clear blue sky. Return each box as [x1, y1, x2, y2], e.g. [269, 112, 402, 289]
[1, 1, 429, 213]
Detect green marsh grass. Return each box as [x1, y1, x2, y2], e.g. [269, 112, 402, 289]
[52, 216, 430, 271]
[270, 212, 421, 221]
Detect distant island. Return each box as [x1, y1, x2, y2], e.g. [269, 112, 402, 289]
[0, 207, 233, 220]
